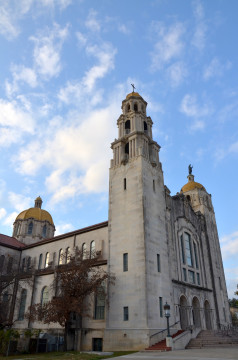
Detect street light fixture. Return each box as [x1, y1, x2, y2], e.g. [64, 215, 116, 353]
[164, 302, 171, 337]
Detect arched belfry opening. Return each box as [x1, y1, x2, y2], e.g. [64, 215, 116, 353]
[127, 104, 130, 112]
[144, 121, 148, 133]
[125, 120, 130, 134]
[134, 103, 138, 111]
[125, 142, 129, 155]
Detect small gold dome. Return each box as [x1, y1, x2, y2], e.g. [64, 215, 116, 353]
[181, 181, 206, 193]
[126, 92, 142, 99]
[16, 208, 54, 225]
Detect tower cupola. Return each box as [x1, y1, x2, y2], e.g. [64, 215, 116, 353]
[111, 90, 160, 168]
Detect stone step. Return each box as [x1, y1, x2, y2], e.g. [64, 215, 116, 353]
[186, 329, 238, 349]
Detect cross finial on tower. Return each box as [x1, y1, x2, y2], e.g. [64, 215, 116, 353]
[131, 84, 136, 92]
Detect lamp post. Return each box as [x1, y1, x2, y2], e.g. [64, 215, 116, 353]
[164, 302, 171, 337]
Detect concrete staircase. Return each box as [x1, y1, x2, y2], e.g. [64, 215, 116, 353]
[186, 329, 238, 349]
[145, 330, 184, 351]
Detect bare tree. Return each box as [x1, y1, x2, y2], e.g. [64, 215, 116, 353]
[0, 254, 33, 329]
[26, 248, 113, 350]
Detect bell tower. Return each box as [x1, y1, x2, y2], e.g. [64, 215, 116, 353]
[106, 91, 172, 349]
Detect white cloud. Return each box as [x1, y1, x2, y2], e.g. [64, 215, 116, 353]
[0, 3, 19, 39]
[150, 21, 185, 71]
[85, 9, 101, 32]
[0, 99, 35, 146]
[118, 24, 130, 35]
[55, 222, 74, 236]
[0, 208, 6, 219]
[180, 94, 213, 118]
[203, 58, 232, 80]
[84, 43, 117, 92]
[3, 212, 18, 227]
[15, 95, 120, 204]
[229, 142, 238, 154]
[76, 31, 87, 46]
[31, 23, 69, 78]
[221, 231, 238, 260]
[166, 61, 187, 87]
[8, 192, 32, 212]
[58, 42, 116, 104]
[191, 0, 207, 51]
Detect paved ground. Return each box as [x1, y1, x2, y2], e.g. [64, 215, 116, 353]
[102, 348, 238, 360]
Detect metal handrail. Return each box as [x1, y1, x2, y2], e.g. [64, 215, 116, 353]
[150, 320, 180, 339]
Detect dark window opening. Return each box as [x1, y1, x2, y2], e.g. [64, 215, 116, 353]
[7, 257, 13, 274]
[38, 254, 42, 269]
[186, 195, 191, 201]
[92, 338, 103, 352]
[124, 178, 126, 190]
[127, 104, 130, 112]
[28, 221, 33, 234]
[18, 289, 27, 320]
[153, 179, 155, 192]
[123, 253, 128, 271]
[42, 224, 47, 238]
[125, 143, 129, 155]
[123, 306, 129, 321]
[159, 297, 163, 317]
[144, 121, 148, 131]
[125, 120, 130, 134]
[134, 103, 138, 111]
[0, 255, 5, 272]
[94, 287, 105, 320]
[157, 254, 160, 272]
[26, 257, 31, 271]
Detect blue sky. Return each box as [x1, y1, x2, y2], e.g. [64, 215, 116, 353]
[0, 0, 237, 298]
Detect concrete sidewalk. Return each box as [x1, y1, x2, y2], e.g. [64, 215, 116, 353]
[103, 347, 238, 360]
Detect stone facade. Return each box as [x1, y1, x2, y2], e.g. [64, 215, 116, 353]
[0, 92, 230, 351]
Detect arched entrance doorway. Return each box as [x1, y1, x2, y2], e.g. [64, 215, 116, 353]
[204, 300, 212, 329]
[179, 295, 189, 330]
[192, 297, 201, 328]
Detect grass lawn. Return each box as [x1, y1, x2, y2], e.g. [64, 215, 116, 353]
[0, 351, 136, 360]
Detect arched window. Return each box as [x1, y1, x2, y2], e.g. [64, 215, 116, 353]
[125, 143, 129, 155]
[14, 222, 21, 236]
[26, 257, 31, 271]
[45, 252, 49, 268]
[22, 258, 26, 271]
[134, 103, 138, 111]
[0, 255, 5, 272]
[144, 121, 148, 132]
[59, 249, 63, 265]
[3, 292, 8, 303]
[41, 286, 49, 305]
[82, 243, 87, 260]
[42, 224, 47, 238]
[7, 257, 13, 274]
[28, 221, 33, 235]
[125, 120, 130, 134]
[90, 241, 96, 258]
[94, 285, 105, 319]
[18, 289, 27, 320]
[38, 254, 42, 269]
[66, 247, 70, 263]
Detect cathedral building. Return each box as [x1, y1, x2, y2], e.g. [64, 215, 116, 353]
[0, 92, 230, 351]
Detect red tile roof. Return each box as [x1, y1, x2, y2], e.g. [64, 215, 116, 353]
[0, 234, 25, 249]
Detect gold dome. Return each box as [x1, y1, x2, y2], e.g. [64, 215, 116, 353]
[16, 208, 54, 225]
[181, 181, 206, 193]
[126, 92, 142, 99]
[15, 197, 54, 225]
